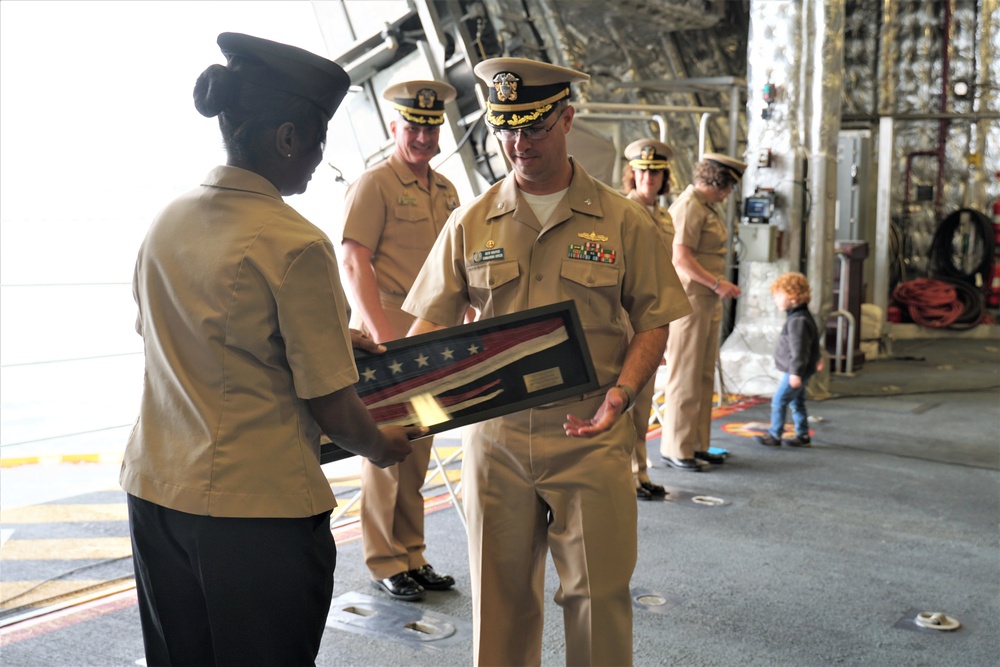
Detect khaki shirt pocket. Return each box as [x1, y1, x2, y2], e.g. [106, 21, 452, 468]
[467, 259, 520, 315]
[559, 259, 622, 316]
[389, 205, 435, 250]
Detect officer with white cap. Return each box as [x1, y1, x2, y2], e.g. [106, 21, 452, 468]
[661, 151, 747, 472]
[340, 79, 461, 602]
[622, 138, 675, 500]
[403, 57, 690, 666]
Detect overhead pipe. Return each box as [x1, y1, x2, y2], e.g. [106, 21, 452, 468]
[698, 112, 715, 157]
[575, 102, 719, 115]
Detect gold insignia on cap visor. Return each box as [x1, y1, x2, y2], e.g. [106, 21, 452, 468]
[641, 146, 655, 161]
[392, 104, 446, 125]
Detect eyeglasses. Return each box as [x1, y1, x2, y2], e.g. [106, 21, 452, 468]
[492, 108, 565, 143]
[402, 123, 441, 136]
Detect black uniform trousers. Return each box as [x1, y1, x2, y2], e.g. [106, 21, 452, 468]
[127, 494, 336, 667]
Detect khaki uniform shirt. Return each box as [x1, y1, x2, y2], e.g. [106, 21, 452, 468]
[121, 166, 356, 519]
[403, 160, 690, 389]
[342, 152, 460, 299]
[627, 190, 675, 251]
[668, 184, 727, 296]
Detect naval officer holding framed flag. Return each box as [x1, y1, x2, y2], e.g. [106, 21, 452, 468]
[404, 58, 690, 666]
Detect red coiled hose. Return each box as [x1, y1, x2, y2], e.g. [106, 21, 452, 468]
[891, 278, 965, 328]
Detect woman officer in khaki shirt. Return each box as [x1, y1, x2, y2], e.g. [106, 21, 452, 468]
[660, 152, 746, 472]
[623, 138, 675, 499]
[122, 33, 417, 666]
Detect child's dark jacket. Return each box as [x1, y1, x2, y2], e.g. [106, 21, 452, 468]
[774, 304, 821, 377]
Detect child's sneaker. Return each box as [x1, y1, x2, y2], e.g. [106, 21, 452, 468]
[782, 434, 811, 447]
[754, 433, 781, 448]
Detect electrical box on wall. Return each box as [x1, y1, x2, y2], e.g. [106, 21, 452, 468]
[739, 223, 779, 262]
[743, 190, 776, 224]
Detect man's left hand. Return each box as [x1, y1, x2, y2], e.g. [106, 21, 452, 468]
[563, 388, 628, 437]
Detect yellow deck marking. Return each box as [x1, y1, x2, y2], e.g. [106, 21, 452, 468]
[0, 504, 128, 524]
[1, 538, 132, 561]
[0, 453, 123, 468]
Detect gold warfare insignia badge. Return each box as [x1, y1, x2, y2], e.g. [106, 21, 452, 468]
[485, 240, 495, 249]
[492, 72, 520, 102]
[578, 231, 609, 243]
[640, 145, 655, 161]
[417, 88, 437, 109]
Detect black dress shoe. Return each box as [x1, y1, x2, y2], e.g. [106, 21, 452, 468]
[694, 451, 726, 465]
[372, 572, 425, 601]
[408, 564, 455, 591]
[639, 480, 667, 497]
[662, 456, 705, 471]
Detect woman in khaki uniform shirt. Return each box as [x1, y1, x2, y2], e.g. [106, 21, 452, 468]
[122, 33, 416, 666]
[623, 138, 675, 499]
[660, 152, 746, 472]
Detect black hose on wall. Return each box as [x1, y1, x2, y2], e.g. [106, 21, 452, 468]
[929, 208, 995, 286]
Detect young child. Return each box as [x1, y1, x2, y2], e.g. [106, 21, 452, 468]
[755, 272, 824, 448]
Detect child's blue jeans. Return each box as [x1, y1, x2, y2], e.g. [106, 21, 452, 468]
[769, 372, 812, 439]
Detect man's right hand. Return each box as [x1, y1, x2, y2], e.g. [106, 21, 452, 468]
[367, 425, 426, 468]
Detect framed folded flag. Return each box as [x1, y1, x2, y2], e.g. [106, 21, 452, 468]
[320, 300, 599, 463]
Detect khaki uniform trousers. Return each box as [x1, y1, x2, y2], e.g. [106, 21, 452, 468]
[462, 393, 637, 667]
[660, 293, 722, 459]
[630, 374, 657, 485]
[358, 294, 434, 579]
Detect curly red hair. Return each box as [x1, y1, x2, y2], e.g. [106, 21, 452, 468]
[770, 272, 812, 303]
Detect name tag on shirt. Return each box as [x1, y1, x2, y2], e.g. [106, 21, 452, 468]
[473, 248, 505, 262]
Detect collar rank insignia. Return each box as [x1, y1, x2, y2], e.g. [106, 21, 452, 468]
[492, 72, 520, 102]
[417, 88, 437, 109]
[578, 231, 609, 243]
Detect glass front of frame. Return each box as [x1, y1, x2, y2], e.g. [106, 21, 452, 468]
[320, 301, 599, 463]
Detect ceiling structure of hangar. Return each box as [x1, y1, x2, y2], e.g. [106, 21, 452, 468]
[476, 0, 750, 187]
[318, 0, 751, 190]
